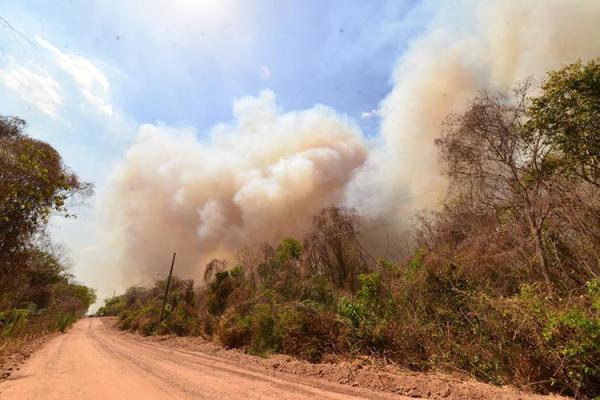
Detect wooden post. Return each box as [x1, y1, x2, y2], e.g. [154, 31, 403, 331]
[157, 252, 176, 331]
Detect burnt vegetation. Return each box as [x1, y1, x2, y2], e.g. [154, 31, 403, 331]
[100, 59, 600, 398]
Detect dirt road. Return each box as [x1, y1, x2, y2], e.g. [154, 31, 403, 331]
[0, 318, 409, 400]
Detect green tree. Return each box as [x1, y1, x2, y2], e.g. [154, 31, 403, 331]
[526, 58, 600, 187]
[0, 116, 93, 311]
[0, 117, 91, 296]
[0, 117, 91, 258]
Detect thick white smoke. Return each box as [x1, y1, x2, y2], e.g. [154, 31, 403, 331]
[366, 0, 600, 217]
[106, 0, 600, 282]
[107, 90, 367, 281]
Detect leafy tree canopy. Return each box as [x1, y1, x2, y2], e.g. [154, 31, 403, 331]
[0, 117, 92, 262]
[526, 58, 600, 186]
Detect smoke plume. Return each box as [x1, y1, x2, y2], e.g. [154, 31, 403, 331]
[106, 0, 600, 283]
[356, 0, 600, 218]
[107, 91, 366, 281]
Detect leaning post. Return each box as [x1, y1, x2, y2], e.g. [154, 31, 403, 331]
[157, 252, 176, 331]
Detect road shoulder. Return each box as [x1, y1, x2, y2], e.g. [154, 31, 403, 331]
[102, 318, 569, 400]
[0, 331, 59, 382]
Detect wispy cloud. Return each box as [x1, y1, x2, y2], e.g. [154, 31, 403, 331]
[37, 37, 113, 115]
[0, 57, 62, 117]
[360, 108, 381, 119]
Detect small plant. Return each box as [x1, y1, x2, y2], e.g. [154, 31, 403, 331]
[338, 297, 366, 328]
[0, 308, 32, 337]
[56, 312, 75, 333]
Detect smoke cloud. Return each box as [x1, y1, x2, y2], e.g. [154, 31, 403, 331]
[368, 0, 600, 216]
[107, 90, 367, 281]
[106, 0, 600, 283]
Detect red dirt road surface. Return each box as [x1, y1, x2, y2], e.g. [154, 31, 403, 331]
[0, 318, 410, 400]
[0, 318, 568, 400]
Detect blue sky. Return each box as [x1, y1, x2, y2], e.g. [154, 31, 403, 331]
[1, 1, 425, 145]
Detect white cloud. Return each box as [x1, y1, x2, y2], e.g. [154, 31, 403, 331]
[259, 65, 271, 80]
[0, 57, 62, 118]
[37, 37, 113, 115]
[360, 108, 381, 119]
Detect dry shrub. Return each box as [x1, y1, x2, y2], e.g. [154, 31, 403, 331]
[217, 308, 252, 349]
[276, 302, 348, 362]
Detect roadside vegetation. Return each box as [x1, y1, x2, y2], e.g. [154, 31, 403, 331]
[0, 117, 96, 359]
[99, 59, 600, 399]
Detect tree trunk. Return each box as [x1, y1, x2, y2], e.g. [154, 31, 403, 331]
[528, 216, 553, 294]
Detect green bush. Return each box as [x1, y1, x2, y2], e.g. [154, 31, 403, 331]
[276, 238, 302, 262]
[218, 309, 252, 348]
[249, 303, 281, 356]
[162, 303, 200, 336]
[56, 312, 76, 333]
[299, 276, 335, 307]
[97, 296, 127, 316]
[338, 297, 366, 328]
[0, 308, 32, 337]
[538, 281, 600, 395]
